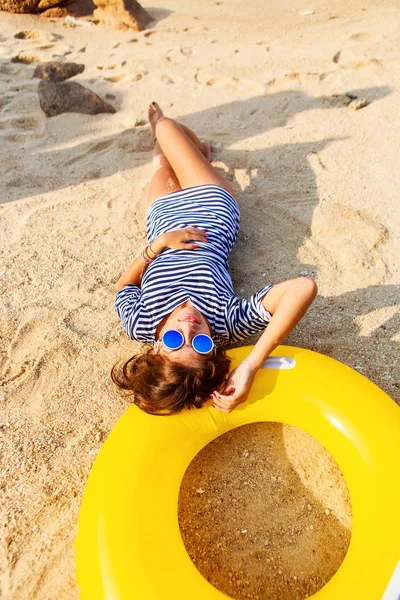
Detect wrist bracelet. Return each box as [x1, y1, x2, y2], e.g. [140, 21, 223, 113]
[147, 243, 157, 257]
[141, 246, 154, 265]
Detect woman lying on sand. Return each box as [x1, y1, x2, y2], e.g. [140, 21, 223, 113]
[112, 102, 317, 415]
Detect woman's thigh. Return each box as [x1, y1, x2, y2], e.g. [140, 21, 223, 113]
[146, 155, 181, 209]
[155, 117, 237, 199]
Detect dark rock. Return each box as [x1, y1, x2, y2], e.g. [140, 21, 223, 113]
[39, 0, 95, 17]
[33, 61, 85, 82]
[92, 0, 152, 30]
[38, 80, 116, 117]
[0, 0, 95, 15]
[11, 53, 39, 64]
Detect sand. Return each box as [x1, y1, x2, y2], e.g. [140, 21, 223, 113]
[178, 423, 352, 600]
[0, 0, 399, 598]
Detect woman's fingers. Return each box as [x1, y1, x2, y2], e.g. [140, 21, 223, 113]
[186, 228, 209, 240]
[187, 232, 208, 242]
[222, 383, 235, 395]
[191, 226, 208, 235]
[212, 392, 238, 406]
[212, 395, 239, 413]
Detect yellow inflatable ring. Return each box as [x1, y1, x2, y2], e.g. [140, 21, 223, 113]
[75, 346, 400, 599]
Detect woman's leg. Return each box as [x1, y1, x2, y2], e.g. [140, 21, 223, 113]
[148, 102, 237, 199]
[146, 139, 181, 207]
[146, 114, 213, 208]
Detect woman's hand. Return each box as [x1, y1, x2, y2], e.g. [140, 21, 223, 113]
[158, 227, 208, 251]
[211, 361, 257, 413]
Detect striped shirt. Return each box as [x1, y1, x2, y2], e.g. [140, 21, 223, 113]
[115, 185, 272, 346]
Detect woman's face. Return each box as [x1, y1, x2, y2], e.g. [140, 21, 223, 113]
[153, 304, 213, 364]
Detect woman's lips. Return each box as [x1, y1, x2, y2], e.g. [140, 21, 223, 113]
[178, 316, 200, 324]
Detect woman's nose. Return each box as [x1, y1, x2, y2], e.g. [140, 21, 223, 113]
[180, 323, 197, 342]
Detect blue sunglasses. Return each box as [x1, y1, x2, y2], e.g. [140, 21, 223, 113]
[161, 330, 214, 355]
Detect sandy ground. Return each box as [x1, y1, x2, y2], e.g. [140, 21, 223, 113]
[0, 0, 399, 598]
[179, 423, 352, 600]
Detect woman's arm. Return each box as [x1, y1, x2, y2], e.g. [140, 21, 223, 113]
[243, 277, 317, 370]
[211, 277, 317, 412]
[115, 227, 209, 291]
[115, 235, 165, 291]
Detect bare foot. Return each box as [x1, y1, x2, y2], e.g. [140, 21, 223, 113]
[148, 101, 212, 161]
[148, 101, 164, 137]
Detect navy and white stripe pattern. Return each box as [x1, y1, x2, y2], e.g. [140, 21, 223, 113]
[115, 185, 272, 346]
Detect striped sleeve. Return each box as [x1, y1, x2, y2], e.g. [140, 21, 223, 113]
[224, 284, 273, 342]
[114, 284, 142, 340]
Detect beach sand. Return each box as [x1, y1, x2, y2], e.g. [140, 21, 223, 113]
[179, 422, 352, 600]
[0, 0, 399, 597]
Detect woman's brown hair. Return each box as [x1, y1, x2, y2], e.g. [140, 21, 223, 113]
[111, 347, 231, 415]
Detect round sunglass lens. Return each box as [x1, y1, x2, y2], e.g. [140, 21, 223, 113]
[193, 334, 214, 354]
[162, 330, 184, 350]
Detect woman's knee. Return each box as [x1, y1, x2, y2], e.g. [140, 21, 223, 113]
[155, 116, 176, 138]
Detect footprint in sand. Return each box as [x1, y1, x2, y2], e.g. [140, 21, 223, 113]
[0, 116, 42, 131]
[113, 38, 138, 49]
[9, 81, 38, 93]
[37, 44, 57, 51]
[65, 139, 115, 166]
[349, 32, 379, 42]
[355, 58, 382, 68]
[204, 75, 264, 92]
[268, 72, 301, 86]
[90, 140, 115, 152]
[131, 72, 145, 81]
[1, 317, 56, 387]
[160, 73, 183, 85]
[3, 132, 43, 144]
[97, 61, 126, 71]
[14, 30, 57, 42]
[306, 201, 389, 278]
[117, 128, 153, 153]
[180, 46, 193, 56]
[104, 73, 127, 83]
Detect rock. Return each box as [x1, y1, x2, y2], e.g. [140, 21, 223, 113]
[0, 0, 95, 15]
[36, 0, 59, 9]
[0, 0, 38, 12]
[40, 0, 95, 18]
[92, 0, 152, 30]
[348, 98, 369, 111]
[318, 92, 359, 108]
[38, 80, 116, 117]
[39, 5, 67, 16]
[11, 53, 39, 64]
[33, 61, 85, 82]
